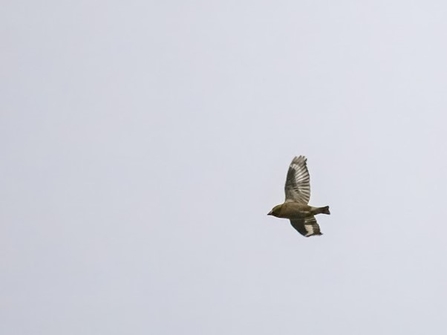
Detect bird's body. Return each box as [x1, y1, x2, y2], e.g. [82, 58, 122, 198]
[268, 156, 330, 237]
[269, 202, 330, 219]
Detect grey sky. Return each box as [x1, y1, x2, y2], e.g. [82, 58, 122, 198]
[2, 1, 447, 334]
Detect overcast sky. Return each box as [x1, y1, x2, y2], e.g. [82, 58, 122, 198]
[2, 1, 447, 334]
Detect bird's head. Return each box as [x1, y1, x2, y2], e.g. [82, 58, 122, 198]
[267, 204, 282, 217]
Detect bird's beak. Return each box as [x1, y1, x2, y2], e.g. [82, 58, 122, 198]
[267, 210, 273, 215]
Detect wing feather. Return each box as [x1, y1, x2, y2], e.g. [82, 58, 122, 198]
[284, 156, 311, 203]
[290, 216, 322, 237]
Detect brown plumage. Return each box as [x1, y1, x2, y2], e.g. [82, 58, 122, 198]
[268, 156, 330, 237]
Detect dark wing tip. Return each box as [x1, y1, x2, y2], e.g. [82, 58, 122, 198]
[306, 232, 323, 237]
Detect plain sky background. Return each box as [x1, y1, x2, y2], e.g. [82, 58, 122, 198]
[2, 1, 447, 334]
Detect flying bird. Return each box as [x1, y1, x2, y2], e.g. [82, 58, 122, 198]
[268, 156, 330, 237]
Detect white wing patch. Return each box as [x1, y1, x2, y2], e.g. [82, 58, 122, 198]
[304, 224, 314, 237]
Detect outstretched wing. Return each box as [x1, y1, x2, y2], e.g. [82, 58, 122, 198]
[290, 216, 322, 237]
[284, 156, 310, 204]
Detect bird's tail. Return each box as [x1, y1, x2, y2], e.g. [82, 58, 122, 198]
[320, 206, 330, 215]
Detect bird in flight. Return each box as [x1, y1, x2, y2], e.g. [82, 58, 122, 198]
[268, 156, 330, 237]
